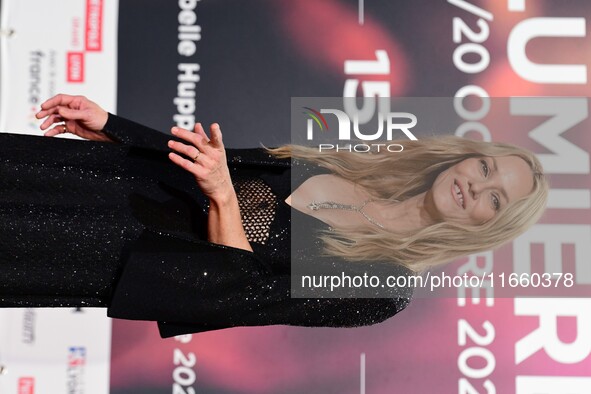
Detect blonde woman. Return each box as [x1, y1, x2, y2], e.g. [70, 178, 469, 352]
[0, 94, 547, 338]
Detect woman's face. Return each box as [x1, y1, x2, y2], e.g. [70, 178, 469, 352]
[424, 155, 534, 226]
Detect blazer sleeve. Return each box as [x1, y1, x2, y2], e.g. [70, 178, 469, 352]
[157, 287, 412, 338]
[107, 228, 272, 324]
[154, 254, 413, 338]
[99, 113, 291, 168]
[101, 113, 175, 152]
[106, 228, 413, 339]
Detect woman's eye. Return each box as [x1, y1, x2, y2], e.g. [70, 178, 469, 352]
[480, 159, 489, 177]
[492, 194, 500, 211]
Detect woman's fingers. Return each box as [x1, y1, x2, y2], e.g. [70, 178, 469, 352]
[38, 104, 85, 129]
[168, 122, 231, 202]
[43, 124, 68, 137]
[168, 123, 225, 175]
[168, 152, 206, 178]
[37, 95, 77, 119]
[168, 139, 204, 162]
[39, 114, 63, 130]
[37, 94, 90, 121]
[171, 126, 212, 154]
[170, 126, 195, 144]
[37, 94, 111, 139]
[168, 152, 194, 173]
[168, 125, 223, 166]
[193, 123, 209, 142]
[36, 107, 56, 119]
[57, 106, 86, 120]
[40, 94, 76, 111]
[209, 123, 223, 148]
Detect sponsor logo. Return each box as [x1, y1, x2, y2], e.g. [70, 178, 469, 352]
[67, 347, 86, 394]
[27, 50, 45, 129]
[85, 0, 103, 51]
[18, 377, 35, 394]
[22, 309, 36, 344]
[28, 51, 44, 106]
[67, 52, 85, 83]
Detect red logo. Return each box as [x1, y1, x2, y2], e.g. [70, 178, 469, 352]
[67, 52, 85, 83]
[85, 0, 103, 51]
[18, 377, 35, 394]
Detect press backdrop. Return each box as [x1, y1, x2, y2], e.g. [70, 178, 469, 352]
[0, 0, 590, 393]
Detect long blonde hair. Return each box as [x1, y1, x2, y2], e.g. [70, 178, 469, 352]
[269, 136, 548, 271]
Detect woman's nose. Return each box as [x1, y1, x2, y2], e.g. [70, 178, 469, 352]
[469, 181, 484, 199]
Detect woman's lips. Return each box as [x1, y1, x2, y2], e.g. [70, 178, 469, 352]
[453, 180, 465, 209]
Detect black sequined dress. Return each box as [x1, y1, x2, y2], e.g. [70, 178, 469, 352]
[0, 114, 412, 337]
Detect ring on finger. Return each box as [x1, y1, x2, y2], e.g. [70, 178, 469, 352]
[62, 125, 69, 133]
[193, 149, 201, 162]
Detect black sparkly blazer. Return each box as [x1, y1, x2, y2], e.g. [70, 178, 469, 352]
[100, 115, 413, 338]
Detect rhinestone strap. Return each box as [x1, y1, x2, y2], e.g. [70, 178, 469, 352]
[307, 199, 385, 229]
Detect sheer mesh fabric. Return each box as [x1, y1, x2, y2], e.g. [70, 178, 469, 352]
[233, 177, 278, 244]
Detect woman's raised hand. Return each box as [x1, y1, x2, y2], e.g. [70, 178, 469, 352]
[169, 123, 252, 251]
[36, 94, 115, 142]
[167, 123, 234, 203]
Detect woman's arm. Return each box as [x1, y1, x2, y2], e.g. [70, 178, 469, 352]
[168, 124, 253, 252]
[36, 94, 114, 142]
[38, 94, 252, 251]
[101, 112, 180, 151]
[106, 230, 412, 336]
[37, 93, 183, 151]
[207, 190, 253, 252]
